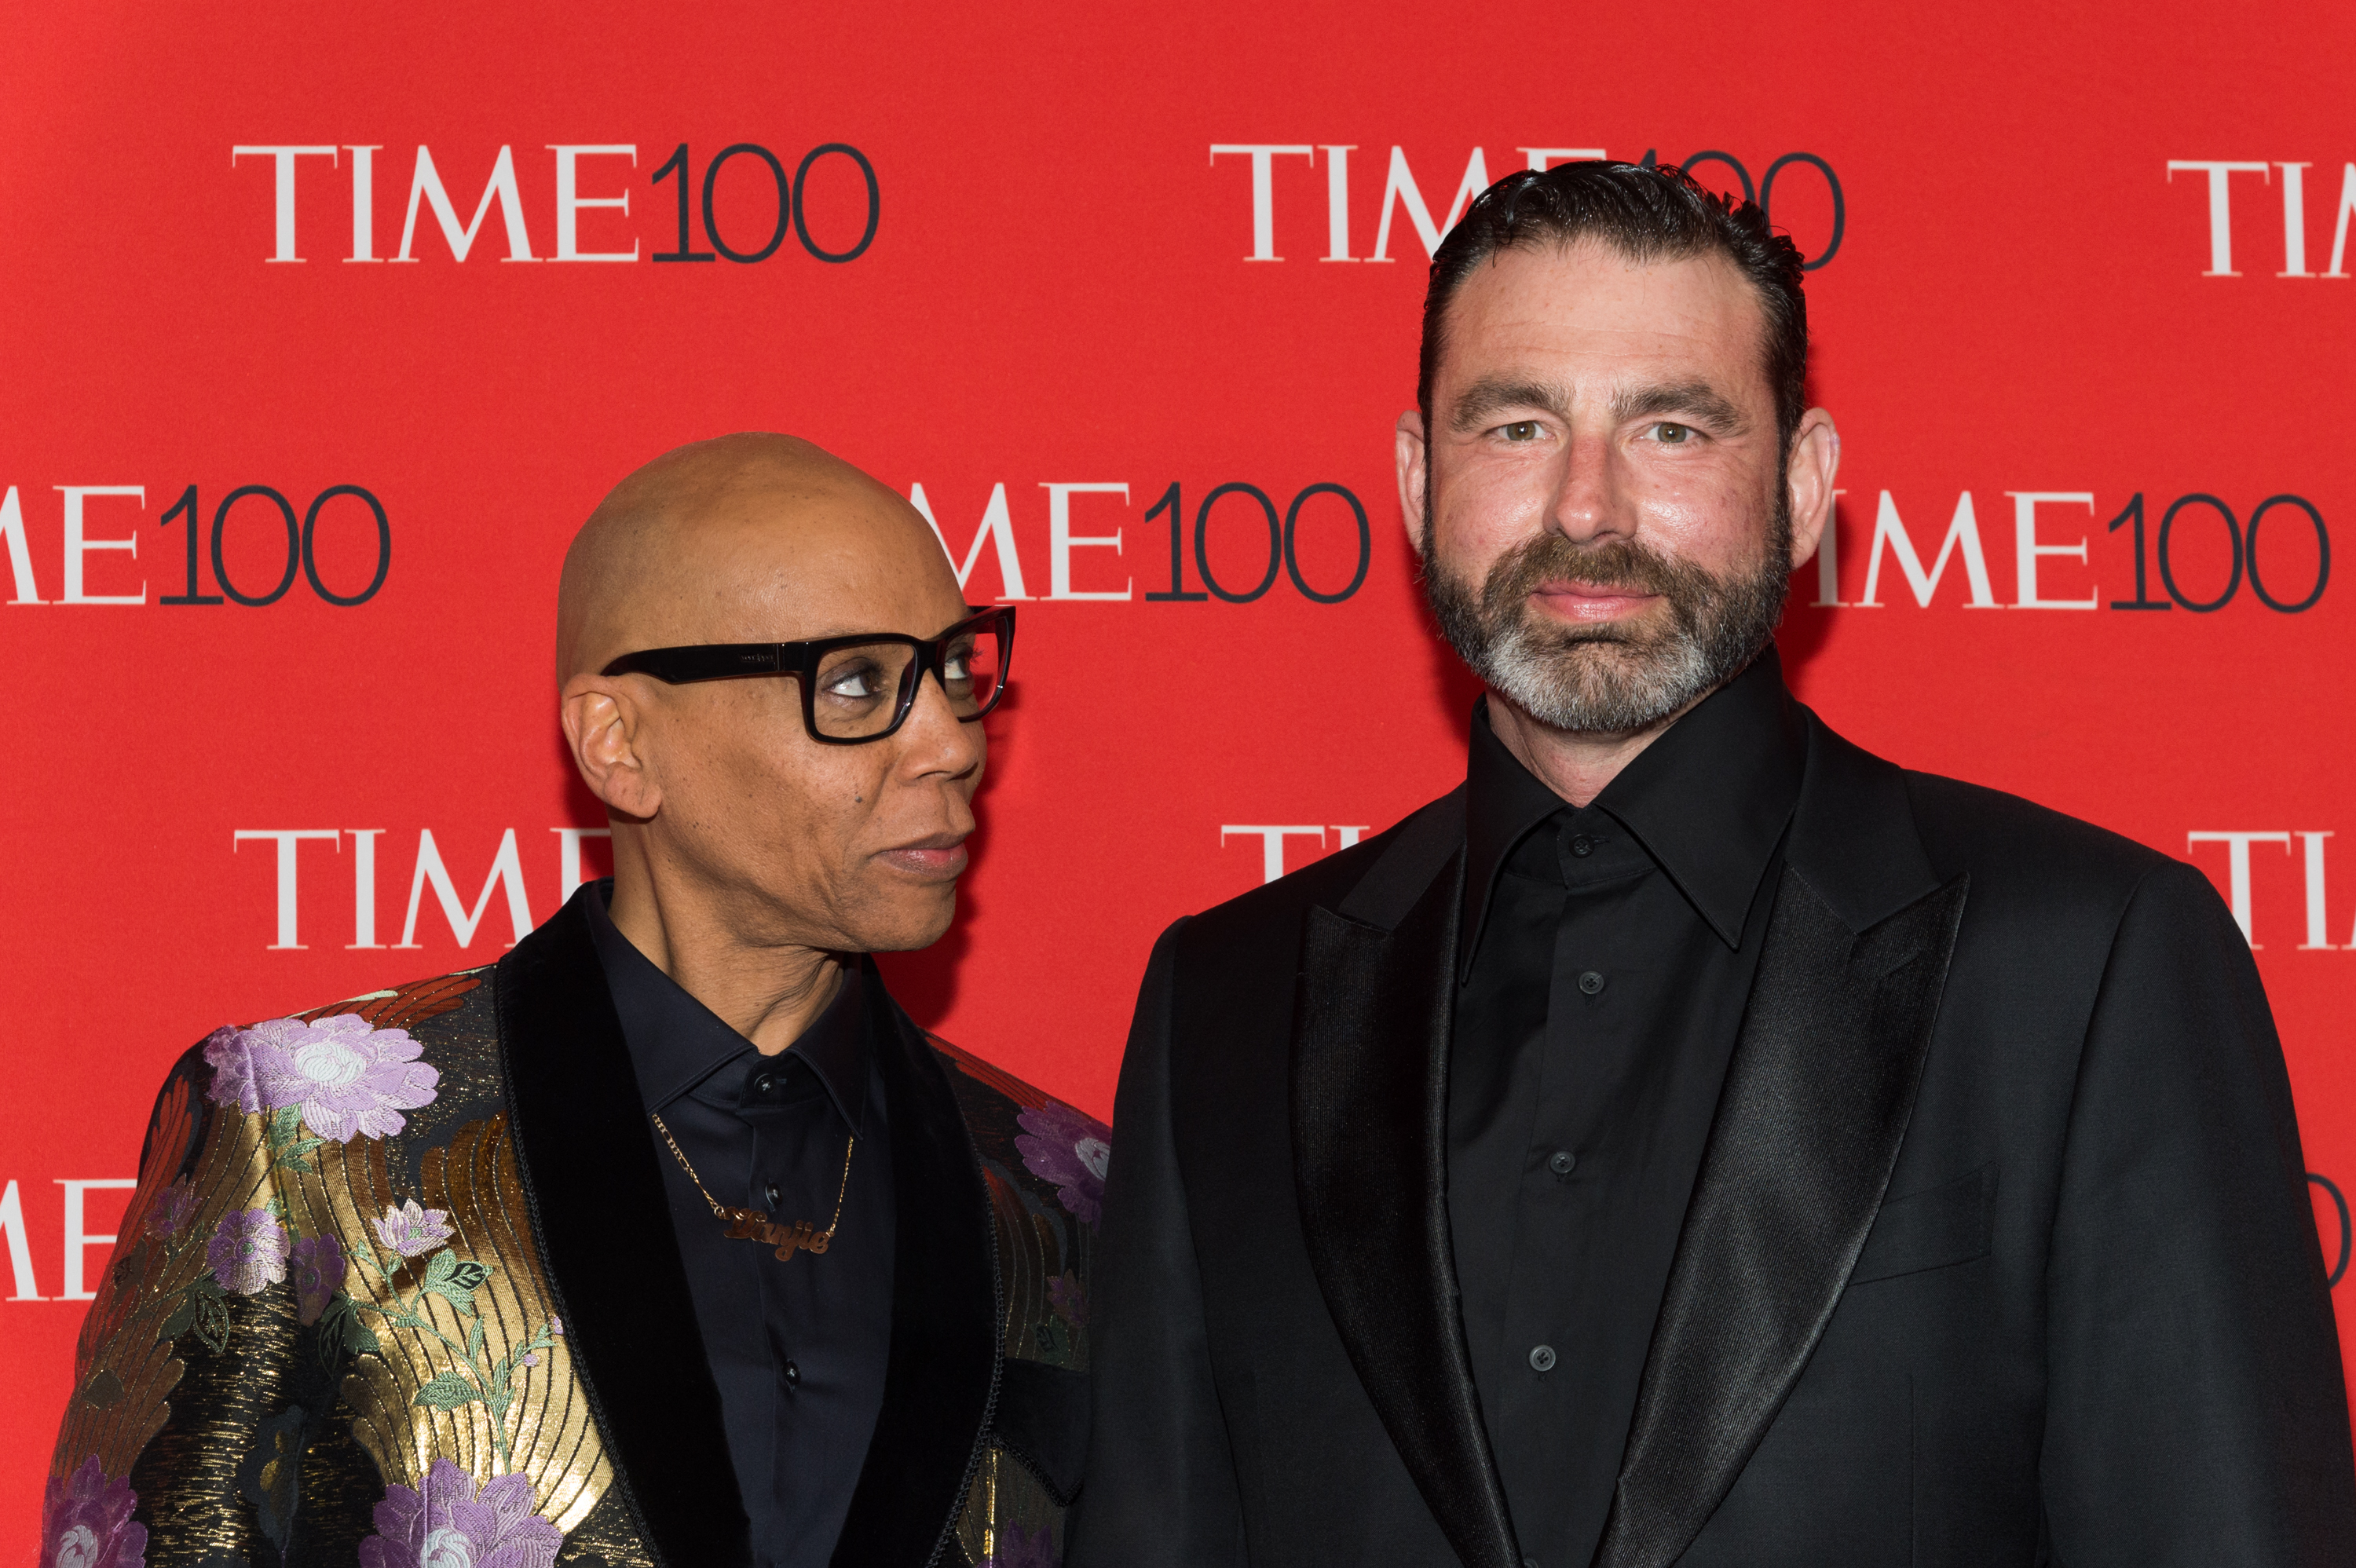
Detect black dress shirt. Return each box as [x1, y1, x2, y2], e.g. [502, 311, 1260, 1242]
[1448, 653, 1807, 1568]
[587, 883, 895, 1568]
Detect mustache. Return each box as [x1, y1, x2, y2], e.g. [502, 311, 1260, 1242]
[1479, 534, 1724, 629]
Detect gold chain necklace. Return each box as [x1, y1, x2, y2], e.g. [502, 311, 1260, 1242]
[649, 1110, 854, 1262]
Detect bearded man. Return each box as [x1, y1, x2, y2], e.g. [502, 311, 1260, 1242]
[48, 435, 1098, 1567]
[1071, 163, 2354, 1568]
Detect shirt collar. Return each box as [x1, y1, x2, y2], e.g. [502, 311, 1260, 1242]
[1459, 648, 1808, 977]
[584, 879, 872, 1127]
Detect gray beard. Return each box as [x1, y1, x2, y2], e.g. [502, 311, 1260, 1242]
[1421, 495, 1794, 735]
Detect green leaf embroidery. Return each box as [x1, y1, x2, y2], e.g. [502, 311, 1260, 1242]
[448, 1260, 492, 1293]
[464, 1318, 485, 1365]
[196, 1293, 232, 1354]
[156, 1292, 198, 1343]
[342, 1314, 382, 1358]
[412, 1371, 484, 1412]
[420, 1250, 459, 1291]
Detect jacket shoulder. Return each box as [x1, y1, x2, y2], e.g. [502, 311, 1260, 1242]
[1178, 788, 1464, 956]
[1902, 769, 2172, 890]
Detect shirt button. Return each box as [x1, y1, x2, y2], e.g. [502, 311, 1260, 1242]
[1548, 1150, 1577, 1177]
[1579, 970, 1605, 996]
[764, 1183, 782, 1210]
[751, 1070, 777, 1096]
[1568, 834, 1593, 857]
[1529, 1344, 1557, 1373]
[783, 1359, 801, 1388]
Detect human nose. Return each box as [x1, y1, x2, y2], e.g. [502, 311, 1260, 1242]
[1549, 427, 1636, 547]
[896, 667, 986, 779]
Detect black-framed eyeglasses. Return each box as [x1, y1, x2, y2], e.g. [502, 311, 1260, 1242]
[601, 605, 1015, 745]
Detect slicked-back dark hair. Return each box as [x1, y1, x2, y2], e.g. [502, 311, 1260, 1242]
[1418, 161, 1809, 453]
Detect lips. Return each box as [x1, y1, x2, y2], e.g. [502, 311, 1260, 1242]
[880, 834, 970, 879]
[1531, 581, 1663, 621]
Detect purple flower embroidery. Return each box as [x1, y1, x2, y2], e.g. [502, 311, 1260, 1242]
[290, 1233, 347, 1325]
[981, 1522, 1056, 1568]
[1048, 1270, 1088, 1329]
[207, 1208, 291, 1296]
[1015, 1102, 1111, 1226]
[373, 1199, 455, 1259]
[204, 1014, 439, 1142]
[41, 1454, 148, 1568]
[143, 1178, 196, 1241]
[357, 1458, 562, 1568]
[547, 1315, 562, 1337]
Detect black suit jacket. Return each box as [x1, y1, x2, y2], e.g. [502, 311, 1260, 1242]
[1071, 707, 2355, 1567]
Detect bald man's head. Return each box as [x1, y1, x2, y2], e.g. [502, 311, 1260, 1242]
[557, 431, 957, 685]
[555, 432, 987, 964]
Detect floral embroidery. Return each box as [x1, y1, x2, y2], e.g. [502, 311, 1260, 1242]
[981, 1522, 1056, 1568]
[204, 1014, 439, 1142]
[142, 1178, 196, 1241]
[1048, 1270, 1087, 1329]
[40, 1456, 146, 1568]
[374, 1200, 455, 1258]
[1014, 1103, 1111, 1226]
[356, 1458, 562, 1568]
[207, 1208, 291, 1296]
[289, 1234, 346, 1326]
[330, 1220, 561, 1471]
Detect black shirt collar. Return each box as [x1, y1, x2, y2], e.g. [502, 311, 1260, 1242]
[584, 878, 871, 1128]
[1460, 648, 1808, 975]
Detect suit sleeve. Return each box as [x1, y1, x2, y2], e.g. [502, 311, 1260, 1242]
[2040, 861, 2356, 1564]
[46, 1040, 322, 1563]
[1066, 918, 1250, 1568]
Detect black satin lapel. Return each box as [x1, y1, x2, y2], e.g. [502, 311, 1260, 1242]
[495, 894, 750, 1566]
[830, 981, 998, 1568]
[1593, 868, 1970, 1568]
[1293, 850, 1521, 1568]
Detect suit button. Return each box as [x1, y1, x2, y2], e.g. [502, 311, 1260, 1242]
[1547, 1150, 1576, 1176]
[784, 1359, 800, 1387]
[1578, 970, 1605, 996]
[1569, 835, 1593, 857]
[1528, 1344, 1557, 1372]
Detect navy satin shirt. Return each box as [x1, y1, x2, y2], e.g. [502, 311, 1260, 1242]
[587, 883, 895, 1567]
[1448, 654, 1806, 1568]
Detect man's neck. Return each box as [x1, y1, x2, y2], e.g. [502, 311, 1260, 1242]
[1486, 689, 1708, 809]
[605, 867, 844, 1057]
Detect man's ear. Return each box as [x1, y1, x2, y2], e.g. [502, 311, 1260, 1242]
[1783, 408, 1841, 572]
[560, 675, 660, 821]
[1396, 409, 1430, 561]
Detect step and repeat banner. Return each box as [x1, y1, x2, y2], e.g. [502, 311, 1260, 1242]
[5, 0, 2354, 1552]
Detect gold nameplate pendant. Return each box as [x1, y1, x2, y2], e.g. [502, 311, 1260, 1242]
[720, 1207, 832, 1260]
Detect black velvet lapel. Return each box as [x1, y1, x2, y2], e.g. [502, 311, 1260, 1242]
[1293, 791, 1521, 1568]
[1592, 722, 1970, 1568]
[829, 978, 999, 1568]
[495, 891, 752, 1567]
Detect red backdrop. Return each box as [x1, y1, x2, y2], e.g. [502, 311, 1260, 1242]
[7, 0, 2354, 1550]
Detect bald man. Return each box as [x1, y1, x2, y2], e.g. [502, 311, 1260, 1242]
[51, 435, 1100, 1568]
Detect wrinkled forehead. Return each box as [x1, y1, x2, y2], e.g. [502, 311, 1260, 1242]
[1436, 242, 1773, 405]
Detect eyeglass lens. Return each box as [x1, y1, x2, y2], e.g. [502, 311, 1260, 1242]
[808, 625, 1005, 739]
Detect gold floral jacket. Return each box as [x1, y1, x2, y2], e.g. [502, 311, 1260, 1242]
[46, 893, 1103, 1568]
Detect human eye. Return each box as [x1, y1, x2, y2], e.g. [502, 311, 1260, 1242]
[1648, 421, 1696, 445]
[820, 656, 888, 703]
[1495, 420, 1546, 444]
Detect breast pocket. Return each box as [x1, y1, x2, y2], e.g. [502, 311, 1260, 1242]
[1847, 1162, 1995, 1287]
